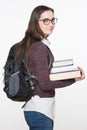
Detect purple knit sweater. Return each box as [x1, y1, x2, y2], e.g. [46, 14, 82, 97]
[29, 42, 75, 97]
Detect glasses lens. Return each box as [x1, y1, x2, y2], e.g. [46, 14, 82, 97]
[51, 18, 57, 24]
[43, 19, 50, 25]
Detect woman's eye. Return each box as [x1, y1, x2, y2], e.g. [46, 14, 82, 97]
[43, 19, 49, 23]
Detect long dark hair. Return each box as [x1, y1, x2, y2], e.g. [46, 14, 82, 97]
[15, 5, 54, 67]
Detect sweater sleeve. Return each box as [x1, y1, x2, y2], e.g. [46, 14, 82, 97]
[30, 42, 75, 91]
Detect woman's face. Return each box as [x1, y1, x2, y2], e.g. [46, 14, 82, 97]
[39, 10, 56, 36]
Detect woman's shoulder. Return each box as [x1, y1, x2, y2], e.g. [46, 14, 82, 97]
[31, 41, 48, 52]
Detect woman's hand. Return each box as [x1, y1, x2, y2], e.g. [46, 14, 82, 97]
[75, 66, 85, 82]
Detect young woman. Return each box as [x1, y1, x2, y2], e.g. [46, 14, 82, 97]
[14, 5, 85, 130]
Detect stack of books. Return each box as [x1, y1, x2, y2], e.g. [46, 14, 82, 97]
[49, 59, 81, 81]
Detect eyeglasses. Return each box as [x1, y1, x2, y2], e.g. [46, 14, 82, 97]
[39, 17, 58, 25]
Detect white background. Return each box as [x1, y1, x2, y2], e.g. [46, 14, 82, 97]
[0, 0, 87, 130]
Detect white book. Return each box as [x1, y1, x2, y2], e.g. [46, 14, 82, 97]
[53, 59, 74, 67]
[50, 69, 81, 81]
[50, 65, 77, 73]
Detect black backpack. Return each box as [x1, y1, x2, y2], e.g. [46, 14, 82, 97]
[3, 43, 38, 107]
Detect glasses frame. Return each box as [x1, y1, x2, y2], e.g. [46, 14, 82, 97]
[39, 17, 58, 25]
